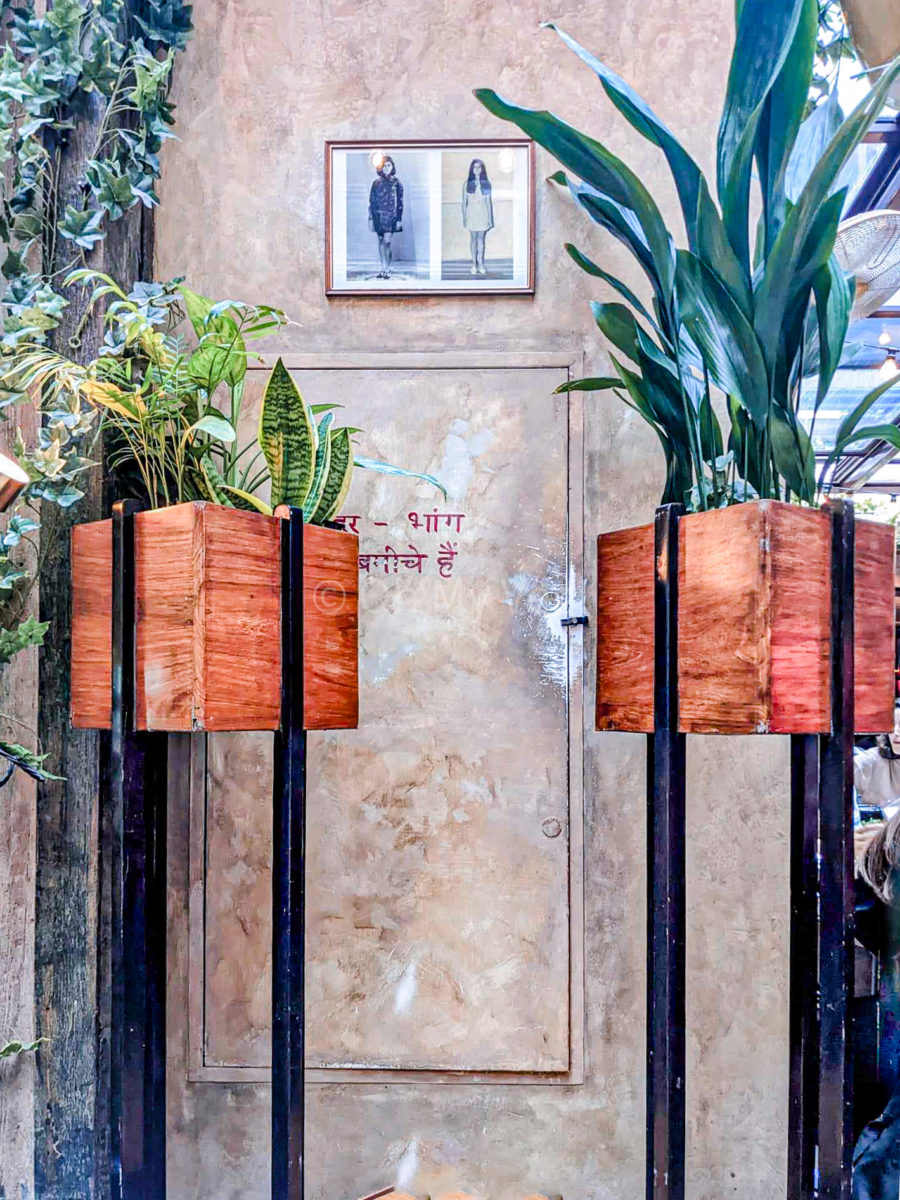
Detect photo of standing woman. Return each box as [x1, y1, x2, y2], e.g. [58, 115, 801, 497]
[461, 158, 493, 275]
[368, 155, 403, 279]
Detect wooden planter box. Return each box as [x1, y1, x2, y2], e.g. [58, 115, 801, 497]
[596, 501, 896, 735]
[70, 501, 359, 732]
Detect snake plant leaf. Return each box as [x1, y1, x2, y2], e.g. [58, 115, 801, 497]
[197, 453, 235, 506]
[311, 427, 354, 523]
[554, 376, 620, 393]
[543, 22, 705, 249]
[303, 412, 334, 521]
[675, 250, 769, 428]
[219, 485, 274, 516]
[753, 0, 817, 256]
[717, 0, 806, 272]
[475, 89, 675, 296]
[353, 456, 447, 501]
[565, 243, 661, 330]
[258, 357, 317, 509]
[811, 257, 854, 410]
[770, 406, 816, 501]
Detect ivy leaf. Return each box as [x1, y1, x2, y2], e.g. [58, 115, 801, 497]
[86, 159, 135, 220]
[0, 615, 49, 663]
[57, 204, 106, 249]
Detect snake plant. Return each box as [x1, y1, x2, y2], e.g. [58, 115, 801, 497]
[477, 0, 900, 509]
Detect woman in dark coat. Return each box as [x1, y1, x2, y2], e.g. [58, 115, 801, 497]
[368, 155, 403, 279]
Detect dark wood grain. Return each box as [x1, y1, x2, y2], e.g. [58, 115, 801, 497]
[594, 501, 895, 735]
[69, 502, 360, 731]
[596, 524, 654, 733]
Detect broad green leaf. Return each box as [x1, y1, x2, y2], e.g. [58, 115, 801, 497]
[258, 357, 317, 508]
[353, 456, 447, 500]
[544, 22, 704, 247]
[564, 243, 660, 329]
[694, 177, 753, 319]
[180, 286, 247, 388]
[189, 414, 236, 443]
[753, 0, 817, 254]
[591, 302, 640, 362]
[811, 257, 853, 409]
[717, 0, 806, 272]
[784, 87, 843, 203]
[755, 57, 900, 381]
[303, 412, 334, 520]
[311, 427, 354, 523]
[675, 250, 769, 427]
[475, 89, 676, 295]
[770, 406, 815, 501]
[554, 376, 620, 393]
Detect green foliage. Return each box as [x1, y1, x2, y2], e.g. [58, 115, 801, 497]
[4, 285, 446, 524]
[0, 740, 61, 781]
[0, 1037, 45, 1060]
[0, 614, 48, 664]
[476, 4, 900, 509]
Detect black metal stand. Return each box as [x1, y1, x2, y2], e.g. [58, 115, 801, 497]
[272, 506, 307, 1200]
[647, 503, 686, 1200]
[107, 500, 168, 1200]
[646, 501, 858, 1200]
[105, 502, 309, 1200]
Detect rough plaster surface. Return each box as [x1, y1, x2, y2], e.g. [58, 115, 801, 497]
[157, 1, 792, 1198]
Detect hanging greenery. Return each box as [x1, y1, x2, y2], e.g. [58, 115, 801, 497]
[0, 0, 191, 778]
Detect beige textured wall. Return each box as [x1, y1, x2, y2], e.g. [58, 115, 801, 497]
[156, 2, 791, 1198]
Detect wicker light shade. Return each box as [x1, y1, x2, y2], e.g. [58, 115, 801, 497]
[834, 209, 900, 320]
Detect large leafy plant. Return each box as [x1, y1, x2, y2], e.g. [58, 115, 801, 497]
[6, 273, 445, 522]
[476, 0, 900, 510]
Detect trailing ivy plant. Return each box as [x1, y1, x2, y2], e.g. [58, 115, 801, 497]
[476, 0, 900, 511]
[6, 272, 446, 523]
[0, 0, 191, 777]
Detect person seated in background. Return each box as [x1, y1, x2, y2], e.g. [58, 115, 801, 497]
[855, 701, 900, 815]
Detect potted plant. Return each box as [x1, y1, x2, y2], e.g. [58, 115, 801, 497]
[8, 275, 444, 732]
[476, 0, 900, 734]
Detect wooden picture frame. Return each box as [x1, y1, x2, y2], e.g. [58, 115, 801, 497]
[325, 139, 535, 297]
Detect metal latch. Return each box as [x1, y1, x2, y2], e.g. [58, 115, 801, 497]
[561, 615, 588, 627]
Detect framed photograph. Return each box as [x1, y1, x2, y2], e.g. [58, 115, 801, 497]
[325, 139, 535, 296]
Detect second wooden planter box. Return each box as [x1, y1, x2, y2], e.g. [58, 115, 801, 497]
[70, 501, 359, 732]
[596, 501, 896, 735]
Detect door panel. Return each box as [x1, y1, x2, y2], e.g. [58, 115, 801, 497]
[198, 364, 578, 1074]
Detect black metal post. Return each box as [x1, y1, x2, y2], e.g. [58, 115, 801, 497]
[788, 733, 820, 1200]
[108, 499, 168, 1200]
[272, 506, 307, 1200]
[818, 500, 856, 1200]
[647, 503, 686, 1200]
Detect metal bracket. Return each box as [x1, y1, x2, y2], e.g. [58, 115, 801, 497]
[561, 614, 588, 627]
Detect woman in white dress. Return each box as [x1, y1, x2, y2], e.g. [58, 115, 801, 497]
[461, 158, 494, 276]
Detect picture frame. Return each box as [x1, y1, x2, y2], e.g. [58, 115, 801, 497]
[325, 139, 535, 297]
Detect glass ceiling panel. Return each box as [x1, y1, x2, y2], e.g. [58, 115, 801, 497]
[799, 366, 900, 453]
